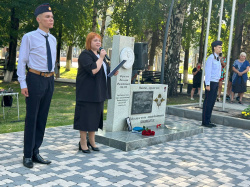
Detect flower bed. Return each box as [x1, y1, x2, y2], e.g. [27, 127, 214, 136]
[241, 105, 250, 120]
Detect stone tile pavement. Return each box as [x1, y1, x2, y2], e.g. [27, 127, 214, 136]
[0, 115, 250, 187]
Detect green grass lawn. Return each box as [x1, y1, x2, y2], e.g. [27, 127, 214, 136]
[59, 67, 77, 79]
[0, 81, 77, 133]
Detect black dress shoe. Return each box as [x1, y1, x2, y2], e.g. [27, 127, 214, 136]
[87, 141, 100, 151]
[209, 123, 217, 127]
[32, 154, 51, 164]
[23, 157, 33, 168]
[201, 123, 213, 128]
[79, 142, 90, 153]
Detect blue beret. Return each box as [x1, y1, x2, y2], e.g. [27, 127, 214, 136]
[34, 3, 52, 17]
[211, 40, 222, 48]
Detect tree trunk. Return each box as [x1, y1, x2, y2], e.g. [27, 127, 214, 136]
[56, 22, 62, 78]
[182, 1, 193, 85]
[92, 0, 98, 32]
[66, 46, 72, 71]
[55, 0, 63, 78]
[231, 2, 245, 71]
[183, 48, 189, 84]
[242, 24, 250, 59]
[4, 7, 19, 82]
[100, 5, 108, 40]
[198, 1, 206, 65]
[148, 0, 160, 70]
[148, 29, 159, 70]
[164, 2, 187, 96]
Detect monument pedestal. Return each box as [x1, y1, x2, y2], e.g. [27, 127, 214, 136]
[96, 119, 203, 151]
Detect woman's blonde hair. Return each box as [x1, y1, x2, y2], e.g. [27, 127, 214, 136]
[85, 32, 102, 50]
[240, 52, 246, 57]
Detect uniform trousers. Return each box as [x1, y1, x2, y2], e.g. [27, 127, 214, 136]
[202, 81, 218, 125]
[24, 72, 54, 158]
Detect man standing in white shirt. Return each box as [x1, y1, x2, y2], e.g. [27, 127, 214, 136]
[17, 3, 57, 168]
[202, 41, 222, 128]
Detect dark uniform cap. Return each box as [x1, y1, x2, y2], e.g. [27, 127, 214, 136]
[34, 3, 52, 17]
[211, 40, 222, 48]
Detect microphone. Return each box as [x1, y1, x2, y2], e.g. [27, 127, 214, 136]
[99, 47, 110, 61]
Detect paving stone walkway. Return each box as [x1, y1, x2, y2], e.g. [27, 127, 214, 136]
[0, 115, 250, 187]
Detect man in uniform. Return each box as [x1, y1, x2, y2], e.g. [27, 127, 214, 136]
[17, 3, 57, 168]
[202, 41, 222, 128]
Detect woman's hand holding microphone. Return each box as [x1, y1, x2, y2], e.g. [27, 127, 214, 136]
[99, 48, 107, 60]
[99, 48, 119, 76]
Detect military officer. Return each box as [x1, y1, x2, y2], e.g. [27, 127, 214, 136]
[17, 3, 57, 168]
[202, 41, 223, 128]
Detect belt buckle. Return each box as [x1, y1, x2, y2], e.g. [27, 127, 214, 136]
[44, 72, 51, 77]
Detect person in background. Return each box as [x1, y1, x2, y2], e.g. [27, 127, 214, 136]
[202, 41, 223, 128]
[17, 3, 56, 168]
[191, 63, 202, 100]
[54, 61, 59, 79]
[226, 71, 239, 101]
[73, 32, 118, 153]
[230, 52, 250, 104]
[216, 56, 226, 102]
[226, 71, 233, 100]
[4, 48, 9, 71]
[131, 69, 138, 84]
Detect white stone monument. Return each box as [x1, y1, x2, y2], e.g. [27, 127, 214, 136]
[106, 35, 168, 132]
[106, 35, 135, 132]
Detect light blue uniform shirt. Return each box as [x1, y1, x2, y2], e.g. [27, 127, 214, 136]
[17, 28, 57, 89]
[205, 53, 221, 86]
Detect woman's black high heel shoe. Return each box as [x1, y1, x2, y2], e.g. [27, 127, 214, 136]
[79, 142, 90, 153]
[87, 141, 100, 151]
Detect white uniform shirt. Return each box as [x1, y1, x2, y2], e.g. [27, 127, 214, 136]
[205, 53, 221, 86]
[96, 54, 107, 80]
[17, 28, 57, 89]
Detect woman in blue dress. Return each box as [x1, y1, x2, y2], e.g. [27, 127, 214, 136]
[230, 52, 250, 104]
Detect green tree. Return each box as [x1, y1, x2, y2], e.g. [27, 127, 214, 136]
[109, 0, 169, 70]
[51, 0, 90, 71]
[242, 2, 250, 57]
[109, 0, 135, 36]
[138, 0, 167, 70]
[0, 0, 40, 82]
[231, 0, 246, 71]
[182, 0, 197, 84]
[164, 1, 188, 96]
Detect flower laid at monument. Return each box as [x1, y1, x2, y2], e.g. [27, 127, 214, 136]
[142, 129, 155, 136]
[156, 124, 162, 128]
[141, 126, 155, 136]
[241, 105, 250, 119]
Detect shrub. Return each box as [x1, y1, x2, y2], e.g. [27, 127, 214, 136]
[241, 105, 250, 119]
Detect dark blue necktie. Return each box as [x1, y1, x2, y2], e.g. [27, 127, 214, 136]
[43, 35, 52, 72]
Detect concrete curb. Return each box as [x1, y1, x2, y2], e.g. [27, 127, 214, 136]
[166, 104, 250, 130]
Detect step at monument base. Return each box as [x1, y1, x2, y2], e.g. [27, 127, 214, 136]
[96, 122, 203, 151]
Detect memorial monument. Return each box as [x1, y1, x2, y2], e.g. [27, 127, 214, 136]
[95, 35, 203, 151]
[106, 35, 168, 132]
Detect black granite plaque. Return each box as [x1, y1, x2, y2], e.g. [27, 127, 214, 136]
[131, 91, 153, 114]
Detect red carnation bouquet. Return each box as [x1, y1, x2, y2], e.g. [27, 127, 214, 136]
[142, 128, 155, 136]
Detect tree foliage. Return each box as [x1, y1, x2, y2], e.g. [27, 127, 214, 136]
[0, 0, 249, 88]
